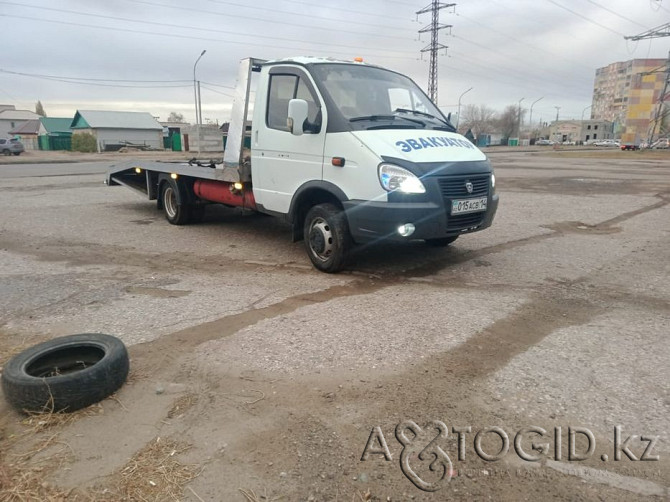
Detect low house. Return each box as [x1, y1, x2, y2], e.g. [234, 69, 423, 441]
[39, 117, 73, 150]
[70, 110, 163, 152]
[8, 119, 43, 150]
[0, 107, 40, 137]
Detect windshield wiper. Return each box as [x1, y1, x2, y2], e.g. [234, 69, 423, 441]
[393, 108, 455, 130]
[349, 115, 396, 122]
[349, 114, 424, 128]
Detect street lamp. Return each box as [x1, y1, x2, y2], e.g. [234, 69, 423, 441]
[517, 97, 525, 138]
[529, 96, 544, 139]
[456, 86, 473, 130]
[193, 49, 207, 155]
[581, 105, 592, 144]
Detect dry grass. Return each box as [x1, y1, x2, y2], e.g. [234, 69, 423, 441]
[167, 394, 198, 419]
[0, 404, 103, 502]
[0, 433, 73, 502]
[89, 436, 200, 502]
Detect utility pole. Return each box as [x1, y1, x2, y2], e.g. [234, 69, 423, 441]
[529, 97, 544, 138]
[416, 1, 455, 105]
[456, 86, 473, 130]
[625, 24, 670, 144]
[554, 106, 561, 122]
[517, 97, 525, 138]
[193, 49, 206, 156]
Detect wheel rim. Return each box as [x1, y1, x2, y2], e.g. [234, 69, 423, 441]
[308, 217, 334, 262]
[163, 186, 177, 218]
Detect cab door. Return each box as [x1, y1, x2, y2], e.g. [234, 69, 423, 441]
[252, 67, 326, 214]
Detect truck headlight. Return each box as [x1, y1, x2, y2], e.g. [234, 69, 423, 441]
[378, 164, 426, 194]
[491, 173, 495, 188]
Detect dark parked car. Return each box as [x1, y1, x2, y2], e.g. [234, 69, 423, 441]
[0, 138, 24, 155]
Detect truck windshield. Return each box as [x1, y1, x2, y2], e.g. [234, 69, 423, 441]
[309, 63, 454, 132]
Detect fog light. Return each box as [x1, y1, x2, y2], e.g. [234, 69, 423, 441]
[170, 173, 178, 179]
[134, 167, 142, 174]
[233, 182, 243, 190]
[397, 223, 415, 237]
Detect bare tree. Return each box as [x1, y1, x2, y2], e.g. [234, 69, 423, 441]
[459, 104, 497, 137]
[35, 100, 46, 117]
[167, 111, 184, 123]
[495, 105, 527, 138]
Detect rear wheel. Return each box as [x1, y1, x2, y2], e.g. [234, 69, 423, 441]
[304, 203, 351, 273]
[160, 179, 190, 225]
[425, 235, 459, 247]
[12, 152, 20, 156]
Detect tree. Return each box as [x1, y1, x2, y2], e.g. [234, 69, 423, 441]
[495, 105, 527, 139]
[72, 132, 97, 152]
[167, 111, 184, 123]
[35, 100, 46, 117]
[459, 104, 497, 138]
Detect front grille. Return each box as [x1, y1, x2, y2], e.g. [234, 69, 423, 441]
[447, 212, 485, 232]
[438, 175, 490, 198]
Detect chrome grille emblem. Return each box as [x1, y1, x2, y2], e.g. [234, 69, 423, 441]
[465, 181, 474, 194]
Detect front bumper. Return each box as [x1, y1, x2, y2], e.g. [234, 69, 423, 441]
[342, 175, 499, 244]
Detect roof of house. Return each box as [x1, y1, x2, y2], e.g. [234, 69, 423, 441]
[40, 117, 73, 134]
[0, 105, 16, 113]
[0, 109, 40, 121]
[71, 110, 162, 130]
[9, 119, 41, 135]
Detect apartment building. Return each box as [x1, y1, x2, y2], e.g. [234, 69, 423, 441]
[591, 58, 667, 143]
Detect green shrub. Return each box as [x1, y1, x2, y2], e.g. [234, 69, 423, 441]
[72, 132, 97, 152]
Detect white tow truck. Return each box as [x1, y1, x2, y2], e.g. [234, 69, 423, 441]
[106, 57, 499, 272]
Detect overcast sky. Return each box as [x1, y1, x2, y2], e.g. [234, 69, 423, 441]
[1, 0, 669, 124]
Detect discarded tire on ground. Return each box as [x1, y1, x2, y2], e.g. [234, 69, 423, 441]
[1, 333, 129, 413]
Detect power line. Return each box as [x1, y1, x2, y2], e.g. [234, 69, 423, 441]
[200, 84, 234, 98]
[455, 12, 597, 74]
[0, 68, 192, 88]
[583, 0, 650, 30]
[123, 0, 413, 41]
[417, 1, 455, 103]
[0, 68, 189, 84]
[0, 14, 416, 61]
[209, 0, 412, 30]
[545, 0, 626, 37]
[1, 1, 416, 54]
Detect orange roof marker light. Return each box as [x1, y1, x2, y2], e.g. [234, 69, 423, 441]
[354, 57, 364, 63]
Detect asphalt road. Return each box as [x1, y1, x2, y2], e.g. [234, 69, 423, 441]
[0, 161, 111, 178]
[0, 151, 668, 501]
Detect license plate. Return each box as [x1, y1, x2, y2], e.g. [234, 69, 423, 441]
[451, 197, 488, 215]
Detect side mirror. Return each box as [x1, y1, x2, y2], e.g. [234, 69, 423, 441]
[287, 99, 308, 136]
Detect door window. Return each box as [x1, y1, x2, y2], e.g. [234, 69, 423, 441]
[267, 74, 321, 133]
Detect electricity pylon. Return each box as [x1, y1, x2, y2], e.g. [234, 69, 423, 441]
[625, 24, 670, 143]
[416, 1, 455, 104]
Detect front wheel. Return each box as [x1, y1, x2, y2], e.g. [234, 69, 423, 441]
[303, 203, 351, 273]
[12, 152, 21, 156]
[2, 149, 10, 156]
[425, 235, 459, 247]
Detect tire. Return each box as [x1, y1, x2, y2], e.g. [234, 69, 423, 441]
[12, 152, 20, 156]
[425, 235, 459, 247]
[160, 179, 190, 225]
[2, 149, 10, 156]
[1, 333, 129, 413]
[303, 203, 351, 273]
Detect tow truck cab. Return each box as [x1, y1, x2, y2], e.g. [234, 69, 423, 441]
[251, 57, 498, 249]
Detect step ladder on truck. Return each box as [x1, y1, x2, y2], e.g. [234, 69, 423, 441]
[106, 56, 499, 273]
